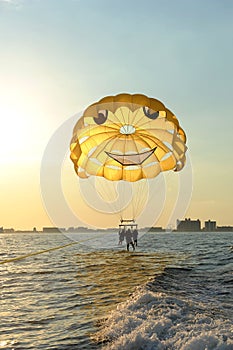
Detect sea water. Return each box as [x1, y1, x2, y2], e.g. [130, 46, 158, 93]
[0, 232, 232, 349]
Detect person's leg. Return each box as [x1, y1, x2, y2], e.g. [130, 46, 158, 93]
[131, 242, 135, 251]
[127, 243, 129, 251]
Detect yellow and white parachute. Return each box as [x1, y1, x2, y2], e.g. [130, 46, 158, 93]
[70, 93, 187, 222]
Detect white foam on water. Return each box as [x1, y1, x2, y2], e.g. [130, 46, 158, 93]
[95, 285, 233, 350]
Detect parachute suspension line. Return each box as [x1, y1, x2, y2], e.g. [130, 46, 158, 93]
[139, 181, 148, 219]
[135, 116, 166, 220]
[120, 181, 125, 221]
[131, 173, 135, 221]
[142, 170, 174, 229]
[128, 106, 135, 221]
[162, 170, 178, 228]
[85, 134, 124, 218]
[129, 134, 138, 221]
[80, 176, 117, 222]
[132, 180, 148, 220]
[126, 136, 134, 220]
[127, 132, 151, 221]
[120, 130, 128, 221]
[132, 183, 135, 222]
[93, 177, 120, 218]
[128, 133, 146, 221]
[132, 182, 137, 221]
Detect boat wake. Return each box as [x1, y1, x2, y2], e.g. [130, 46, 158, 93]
[94, 267, 233, 350]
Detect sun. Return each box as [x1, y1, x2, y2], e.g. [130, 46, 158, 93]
[0, 104, 30, 163]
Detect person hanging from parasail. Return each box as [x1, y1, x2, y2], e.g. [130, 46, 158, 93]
[118, 227, 125, 245]
[132, 227, 138, 247]
[125, 228, 135, 251]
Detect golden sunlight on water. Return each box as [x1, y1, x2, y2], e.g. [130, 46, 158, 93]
[72, 250, 183, 327]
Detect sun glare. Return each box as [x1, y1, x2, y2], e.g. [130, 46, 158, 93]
[0, 104, 31, 163]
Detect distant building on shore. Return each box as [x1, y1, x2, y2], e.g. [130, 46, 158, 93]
[216, 226, 233, 232]
[0, 227, 3, 233]
[204, 220, 216, 231]
[177, 218, 201, 232]
[149, 227, 165, 232]
[3, 228, 15, 233]
[42, 227, 60, 233]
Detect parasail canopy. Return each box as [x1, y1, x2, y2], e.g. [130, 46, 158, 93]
[70, 93, 187, 182]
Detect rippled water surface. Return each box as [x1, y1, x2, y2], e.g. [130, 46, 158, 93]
[0, 232, 232, 349]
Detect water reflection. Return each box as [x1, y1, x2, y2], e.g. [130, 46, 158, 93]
[72, 250, 183, 327]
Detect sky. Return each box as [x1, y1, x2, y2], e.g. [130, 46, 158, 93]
[0, 0, 233, 230]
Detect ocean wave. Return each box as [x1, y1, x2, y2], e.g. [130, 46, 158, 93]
[95, 268, 233, 350]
